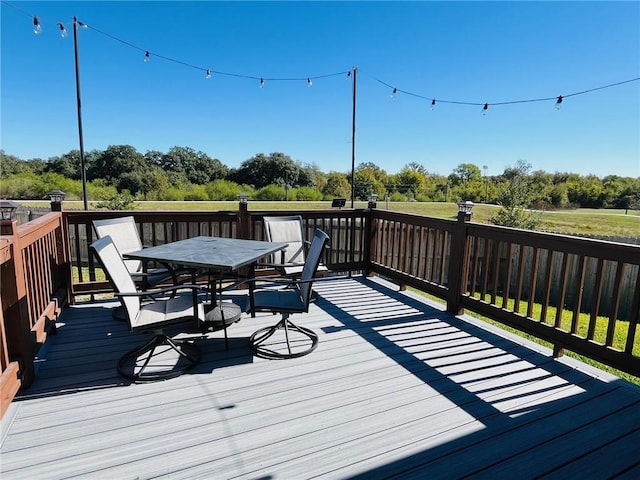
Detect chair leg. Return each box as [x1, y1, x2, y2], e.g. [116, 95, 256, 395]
[250, 313, 318, 360]
[117, 334, 201, 382]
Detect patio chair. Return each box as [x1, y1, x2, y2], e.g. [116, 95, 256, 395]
[262, 215, 328, 277]
[93, 216, 185, 291]
[90, 235, 204, 382]
[249, 228, 330, 359]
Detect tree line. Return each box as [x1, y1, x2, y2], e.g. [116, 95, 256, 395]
[1, 146, 639, 212]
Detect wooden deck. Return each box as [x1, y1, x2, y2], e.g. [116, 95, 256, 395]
[1, 276, 639, 479]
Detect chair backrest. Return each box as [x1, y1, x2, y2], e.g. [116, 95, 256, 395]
[90, 235, 141, 325]
[263, 215, 306, 265]
[93, 216, 144, 274]
[298, 229, 330, 307]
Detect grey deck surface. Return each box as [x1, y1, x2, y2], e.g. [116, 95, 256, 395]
[2, 276, 639, 479]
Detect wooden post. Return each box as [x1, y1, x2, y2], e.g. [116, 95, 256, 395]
[446, 211, 472, 314]
[236, 198, 250, 240]
[364, 209, 376, 277]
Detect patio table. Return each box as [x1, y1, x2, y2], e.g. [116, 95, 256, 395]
[124, 236, 288, 339]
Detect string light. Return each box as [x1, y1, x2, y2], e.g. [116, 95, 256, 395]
[6, 4, 636, 110]
[32, 16, 41, 34]
[57, 22, 67, 38]
[370, 74, 639, 111]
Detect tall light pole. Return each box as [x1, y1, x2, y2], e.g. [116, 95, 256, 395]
[73, 17, 88, 210]
[350, 67, 357, 208]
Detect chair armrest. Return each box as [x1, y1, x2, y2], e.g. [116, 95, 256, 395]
[116, 284, 206, 297]
[220, 275, 330, 292]
[257, 261, 305, 269]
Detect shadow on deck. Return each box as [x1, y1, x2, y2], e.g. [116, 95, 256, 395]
[1, 276, 639, 479]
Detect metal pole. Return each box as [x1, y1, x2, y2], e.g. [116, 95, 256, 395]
[73, 17, 88, 210]
[350, 67, 357, 208]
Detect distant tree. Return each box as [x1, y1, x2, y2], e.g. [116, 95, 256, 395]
[229, 152, 309, 189]
[322, 172, 351, 199]
[46, 149, 99, 180]
[157, 146, 228, 185]
[395, 164, 427, 195]
[298, 163, 325, 189]
[450, 163, 482, 185]
[354, 168, 385, 200]
[490, 160, 541, 230]
[88, 145, 147, 187]
[566, 175, 605, 208]
[0, 150, 26, 177]
[357, 162, 388, 182]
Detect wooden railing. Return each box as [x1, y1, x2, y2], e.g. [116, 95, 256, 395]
[368, 210, 640, 377]
[64, 210, 239, 295]
[459, 222, 639, 375]
[64, 208, 369, 295]
[1, 213, 70, 416]
[2, 203, 638, 416]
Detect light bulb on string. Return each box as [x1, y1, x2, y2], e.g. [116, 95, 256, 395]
[482, 103, 489, 115]
[144, 51, 150, 62]
[307, 77, 313, 87]
[391, 87, 398, 98]
[57, 23, 67, 38]
[206, 69, 212, 79]
[33, 16, 41, 35]
[431, 99, 436, 111]
[555, 95, 563, 110]
[260, 78, 264, 88]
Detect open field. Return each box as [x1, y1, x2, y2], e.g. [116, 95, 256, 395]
[20, 200, 640, 237]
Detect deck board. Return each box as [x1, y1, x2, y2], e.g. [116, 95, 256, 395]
[1, 276, 638, 479]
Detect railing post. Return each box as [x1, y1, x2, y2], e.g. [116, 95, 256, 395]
[446, 210, 472, 314]
[236, 194, 250, 240]
[57, 212, 73, 307]
[364, 205, 376, 277]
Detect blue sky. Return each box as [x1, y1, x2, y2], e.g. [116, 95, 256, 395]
[1, 1, 639, 178]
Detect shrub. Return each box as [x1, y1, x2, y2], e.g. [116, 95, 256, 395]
[95, 191, 135, 210]
[255, 184, 286, 201]
[183, 185, 209, 201]
[291, 186, 323, 201]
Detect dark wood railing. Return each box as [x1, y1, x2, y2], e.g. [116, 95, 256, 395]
[1, 213, 70, 417]
[367, 210, 639, 376]
[2, 203, 638, 417]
